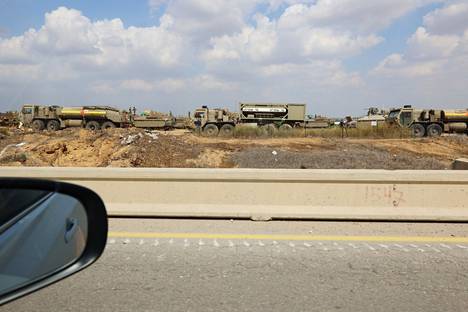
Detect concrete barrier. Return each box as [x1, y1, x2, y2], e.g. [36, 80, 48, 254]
[1, 167, 467, 221]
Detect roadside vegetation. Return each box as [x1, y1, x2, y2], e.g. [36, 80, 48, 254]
[228, 124, 412, 139]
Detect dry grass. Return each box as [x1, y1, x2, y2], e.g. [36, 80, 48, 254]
[0, 127, 10, 136]
[306, 125, 411, 139]
[229, 124, 411, 139]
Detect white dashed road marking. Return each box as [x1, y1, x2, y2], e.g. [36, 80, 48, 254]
[107, 236, 468, 257]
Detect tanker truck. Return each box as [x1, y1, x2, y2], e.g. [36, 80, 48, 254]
[387, 105, 468, 137]
[192, 103, 308, 136]
[19, 104, 130, 131]
[239, 102, 306, 130]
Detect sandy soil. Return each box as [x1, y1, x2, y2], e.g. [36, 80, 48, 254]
[0, 127, 466, 169]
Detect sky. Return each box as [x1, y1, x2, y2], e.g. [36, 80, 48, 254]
[1, 0, 468, 116]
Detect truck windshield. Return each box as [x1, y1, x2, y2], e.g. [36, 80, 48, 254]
[387, 110, 400, 119]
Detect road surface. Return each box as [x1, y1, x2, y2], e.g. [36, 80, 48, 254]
[4, 219, 468, 311]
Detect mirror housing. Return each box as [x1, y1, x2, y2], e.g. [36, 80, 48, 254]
[0, 178, 107, 305]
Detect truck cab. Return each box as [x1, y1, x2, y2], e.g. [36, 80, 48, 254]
[192, 106, 236, 136]
[387, 106, 420, 128]
[19, 105, 34, 126]
[19, 105, 61, 131]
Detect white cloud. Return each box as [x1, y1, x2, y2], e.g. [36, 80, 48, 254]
[373, 1, 468, 78]
[423, 0, 468, 35]
[121, 79, 155, 92]
[192, 74, 238, 91]
[368, 1, 468, 112]
[203, 13, 382, 65]
[0, 7, 186, 72]
[159, 0, 259, 43]
[407, 27, 460, 60]
[278, 0, 439, 33]
[120, 78, 186, 93]
[259, 61, 363, 86]
[372, 53, 446, 77]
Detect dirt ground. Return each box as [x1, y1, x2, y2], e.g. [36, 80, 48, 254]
[0, 127, 466, 169]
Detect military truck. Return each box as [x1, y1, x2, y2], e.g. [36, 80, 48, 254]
[239, 103, 306, 131]
[387, 105, 468, 137]
[19, 104, 130, 131]
[192, 103, 308, 136]
[192, 106, 237, 136]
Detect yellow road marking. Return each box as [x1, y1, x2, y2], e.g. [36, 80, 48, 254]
[108, 232, 468, 243]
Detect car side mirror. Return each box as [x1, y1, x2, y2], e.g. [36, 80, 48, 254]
[0, 179, 107, 305]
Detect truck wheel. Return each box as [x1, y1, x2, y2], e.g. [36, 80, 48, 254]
[102, 121, 116, 129]
[46, 120, 60, 131]
[279, 124, 293, 132]
[427, 124, 443, 137]
[220, 124, 235, 136]
[85, 121, 101, 131]
[262, 124, 278, 135]
[410, 124, 425, 138]
[203, 124, 219, 136]
[32, 119, 45, 131]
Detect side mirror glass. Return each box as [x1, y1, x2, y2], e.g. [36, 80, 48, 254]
[0, 180, 107, 305]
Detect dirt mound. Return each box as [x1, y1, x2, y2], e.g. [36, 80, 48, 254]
[0, 128, 465, 169]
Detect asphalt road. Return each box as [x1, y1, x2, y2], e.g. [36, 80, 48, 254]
[4, 219, 468, 312]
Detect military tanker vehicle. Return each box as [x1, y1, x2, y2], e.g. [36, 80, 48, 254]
[193, 103, 307, 136]
[387, 105, 468, 137]
[239, 103, 306, 131]
[19, 104, 130, 131]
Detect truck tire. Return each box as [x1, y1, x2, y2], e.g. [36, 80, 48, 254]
[261, 124, 277, 136]
[102, 121, 116, 129]
[427, 124, 443, 137]
[32, 119, 45, 131]
[203, 124, 219, 136]
[46, 120, 60, 131]
[220, 124, 235, 136]
[410, 124, 425, 138]
[85, 120, 101, 131]
[279, 124, 293, 132]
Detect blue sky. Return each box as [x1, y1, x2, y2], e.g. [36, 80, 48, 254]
[0, 0, 467, 116]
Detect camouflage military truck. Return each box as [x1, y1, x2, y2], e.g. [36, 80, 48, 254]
[19, 104, 130, 131]
[193, 103, 308, 136]
[192, 106, 237, 136]
[387, 105, 468, 137]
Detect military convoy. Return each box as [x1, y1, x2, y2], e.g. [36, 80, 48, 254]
[387, 105, 468, 137]
[10, 103, 468, 138]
